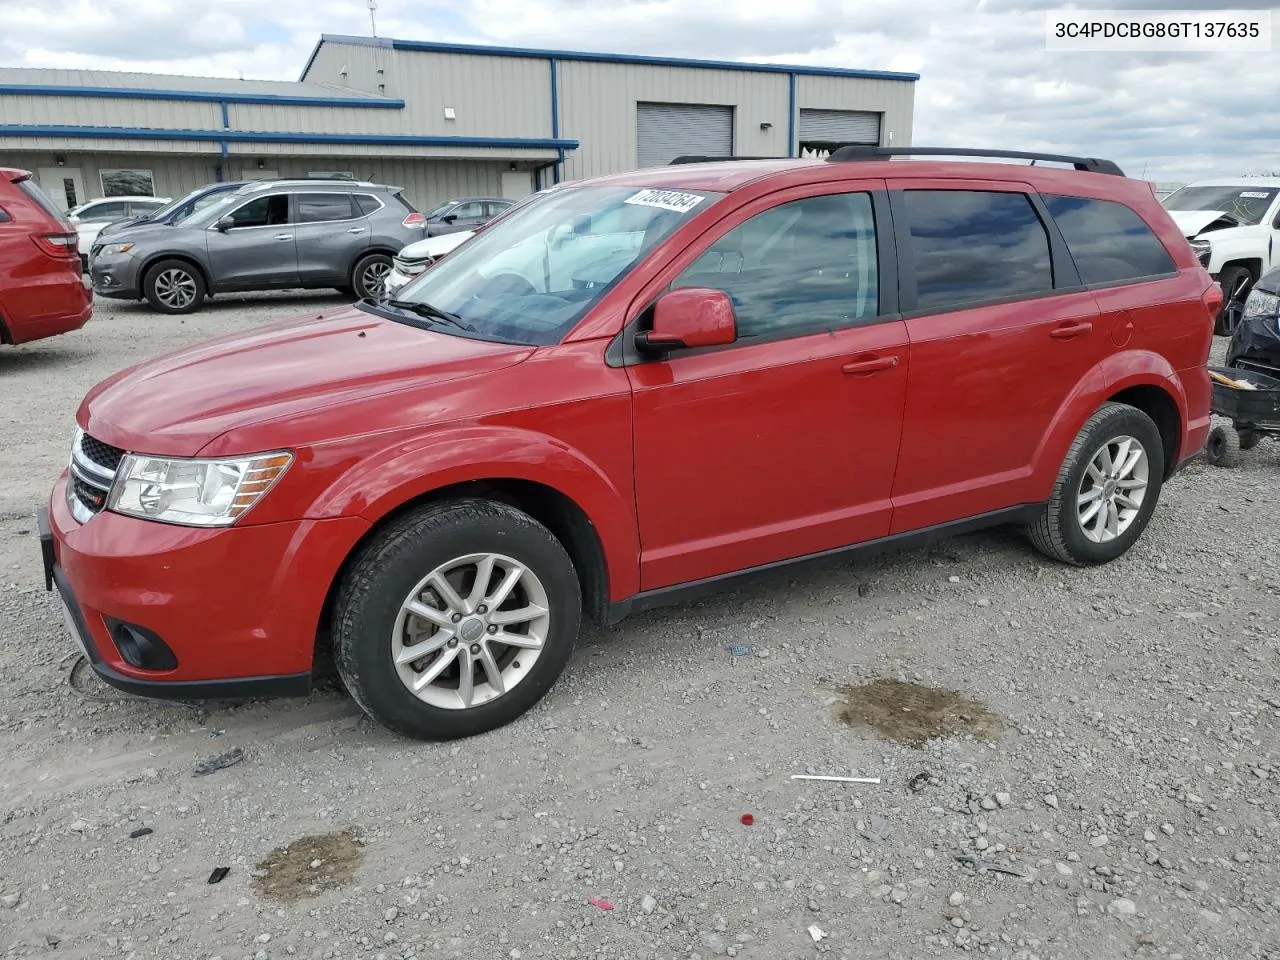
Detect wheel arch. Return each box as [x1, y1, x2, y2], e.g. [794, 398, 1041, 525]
[1220, 257, 1262, 282]
[1105, 382, 1183, 479]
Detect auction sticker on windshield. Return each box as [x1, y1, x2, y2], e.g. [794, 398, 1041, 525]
[625, 189, 705, 213]
[1241, 191, 1272, 199]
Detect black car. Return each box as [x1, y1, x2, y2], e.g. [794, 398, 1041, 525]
[421, 196, 513, 236]
[1227, 264, 1280, 376]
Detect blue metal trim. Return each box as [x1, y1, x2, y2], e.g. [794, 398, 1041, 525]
[549, 58, 562, 185]
[0, 83, 405, 108]
[787, 73, 796, 158]
[0, 124, 579, 150]
[387, 37, 920, 81]
[220, 100, 230, 128]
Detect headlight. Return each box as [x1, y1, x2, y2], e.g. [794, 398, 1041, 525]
[97, 242, 134, 257]
[1242, 287, 1280, 319]
[1188, 238, 1211, 267]
[107, 451, 292, 527]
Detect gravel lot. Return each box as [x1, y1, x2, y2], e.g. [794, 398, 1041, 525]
[2, 294, 1279, 960]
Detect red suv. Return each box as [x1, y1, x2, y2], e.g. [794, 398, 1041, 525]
[1, 168, 91, 346]
[39, 148, 1220, 740]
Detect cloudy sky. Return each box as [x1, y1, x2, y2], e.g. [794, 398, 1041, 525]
[1, 0, 1276, 181]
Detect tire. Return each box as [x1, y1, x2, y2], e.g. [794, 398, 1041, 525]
[1028, 402, 1165, 566]
[1205, 424, 1242, 467]
[1237, 428, 1262, 451]
[143, 259, 206, 314]
[333, 499, 582, 741]
[1216, 265, 1253, 337]
[351, 253, 393, 301]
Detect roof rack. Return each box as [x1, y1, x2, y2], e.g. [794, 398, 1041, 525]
[824, 146, 1125, 177]
[668, 155, 783, 165]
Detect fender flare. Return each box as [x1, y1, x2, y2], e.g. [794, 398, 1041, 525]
[309, 424, 641, 600]
[1027, 352, 1186, 502]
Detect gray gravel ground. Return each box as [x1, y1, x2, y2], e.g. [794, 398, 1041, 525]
[2, 294, 1279, 960]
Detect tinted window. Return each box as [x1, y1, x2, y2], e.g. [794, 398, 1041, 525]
[79, 201, 129, 222]
[672, 192, 879, 340]
[904, 190, 1053, 312]
[487, 201, 513, 217]
[353, 194, 382, 216]
[297, 193, 355, 223]
[225, 195, 290, 228]
[1042, 195, 1176, 285]
[452, 201, 486, 219]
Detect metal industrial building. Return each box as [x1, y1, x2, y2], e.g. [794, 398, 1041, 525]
[0, 34, 918, 212]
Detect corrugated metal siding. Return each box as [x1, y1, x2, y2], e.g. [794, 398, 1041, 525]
[636, 103, 733, 167]
[298, 41, 399, 98]
[0, 151, 220, 200]
[558, 61, 789, 179]
[795, 75, 914, 147]
[391, 51, 551, 138]
[0, 66, 379, 99]
[797, 109, 881, 144]
[227, 102, 407, 136]
[0, 94, 221, 129]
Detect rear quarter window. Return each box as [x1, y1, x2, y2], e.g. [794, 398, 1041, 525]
[1042, 195, 1177, 286]
[16, 178, 69, 224]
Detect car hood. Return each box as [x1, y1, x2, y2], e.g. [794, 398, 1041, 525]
[79, 305, 533, 456]
[98, 221, 191, 245]
[1167, 209, 1234, 237]
[399, 231, 475, 259]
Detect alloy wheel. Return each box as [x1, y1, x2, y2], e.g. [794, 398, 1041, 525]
[1223, 273, 1251, 335]
[391, 553, 550, 710]
[154, 269, 197, 310]
[362, 260, 392, 299]
[1076, 435, 1150, 543]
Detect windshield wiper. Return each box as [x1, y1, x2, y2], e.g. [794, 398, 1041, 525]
[384, 298, 477, 333]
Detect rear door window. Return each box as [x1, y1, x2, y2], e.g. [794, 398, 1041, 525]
[1042, 195, 1177, 286]
[297, 193, 356, 223]
[902, 190, 1054, 312]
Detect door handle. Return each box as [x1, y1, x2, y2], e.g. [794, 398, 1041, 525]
[1050, 321, 1093, 339]
[347, 227, 367, 234]
[273, 233, 294, 241]
[841, 355, 900, 375]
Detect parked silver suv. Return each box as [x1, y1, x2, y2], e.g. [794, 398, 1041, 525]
[88, 180, 426, 313]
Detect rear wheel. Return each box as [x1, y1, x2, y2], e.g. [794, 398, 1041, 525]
[1237, 428, 1262, 451]
[1205, 424, 1242, 467]
[333, 499, 582, 741]
[143, 259, 205, 314]
[1216, 266, 1253, 336]
[1029, 402, 1164, 565]
[352, 253, 393, 301]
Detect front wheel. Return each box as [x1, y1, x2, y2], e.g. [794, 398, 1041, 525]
[333, 500, 582, 741]
[143, 259, 206, 314]
[1028, 402, 1165, 566]
[1216, 266, 1253, 337]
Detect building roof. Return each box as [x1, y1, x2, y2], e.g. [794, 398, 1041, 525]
[303, 34, 921, 83]
[0, 66, 402, 107]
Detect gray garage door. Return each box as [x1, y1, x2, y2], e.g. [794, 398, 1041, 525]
[797, 109, 882, 146]
[637, 102, 734, 168]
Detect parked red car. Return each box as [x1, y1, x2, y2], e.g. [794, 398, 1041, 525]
[40, 148, 1220, 740]
[1, 168, 91, 345]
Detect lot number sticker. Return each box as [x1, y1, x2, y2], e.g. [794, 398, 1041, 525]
[625, 189, 705, 213]
[1240, 191, 1272, 199]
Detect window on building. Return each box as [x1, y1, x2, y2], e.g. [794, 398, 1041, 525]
[671, 192, 880, 340]
[224, 194, 290, 228]
[903, 190, 1053, 312]
[1042, 194, 1177, 286]
[297, 193, 356, 223]
[99, 169, 155, 197]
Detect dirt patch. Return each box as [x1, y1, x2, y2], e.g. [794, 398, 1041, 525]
[839, 679, 1004, 747]
[252, 827, 366, 902]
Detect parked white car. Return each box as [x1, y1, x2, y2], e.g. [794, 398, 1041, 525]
[1162, 178, 1280, 335]
[67, 196, 170, 267]
[385, 230, 475, 298]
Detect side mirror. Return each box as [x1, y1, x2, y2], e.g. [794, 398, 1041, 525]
[441, 213, 458, 224]
[635, 287, 737, 353]
[215, 217, 234, 232]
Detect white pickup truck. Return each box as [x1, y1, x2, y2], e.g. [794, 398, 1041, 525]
[1162, 178, 1280, 336]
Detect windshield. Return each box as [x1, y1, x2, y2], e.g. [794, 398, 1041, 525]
[423, 200, 456, 219]
[376, 184, 724, 345]
[1163, 186, 1279, 226]
[184, 191, 253, 228]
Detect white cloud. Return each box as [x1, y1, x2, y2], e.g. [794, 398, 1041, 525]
[0, 0, 1277, 180]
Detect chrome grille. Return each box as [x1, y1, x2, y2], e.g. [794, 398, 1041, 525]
[68, 429, 125, 523]
[393, 255, 431, 273]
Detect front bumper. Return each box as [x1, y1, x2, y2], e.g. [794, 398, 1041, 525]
[41, 474, 369, 700]
[384, 265, 419, 298]
[89, 256, 142, 300]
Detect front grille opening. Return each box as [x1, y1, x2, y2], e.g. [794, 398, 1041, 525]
[71, 474, 108, 514]
[80, 434, 125, 472]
